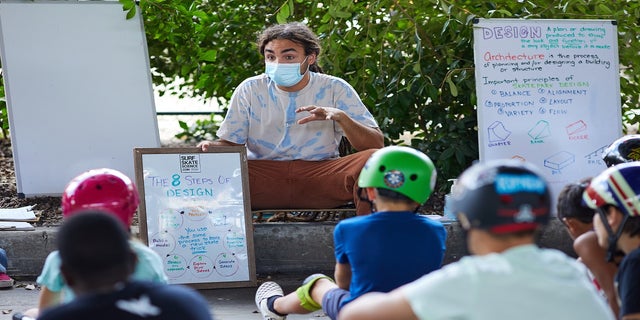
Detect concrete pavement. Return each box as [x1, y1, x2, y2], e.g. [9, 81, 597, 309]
[0, 275, 328, 320]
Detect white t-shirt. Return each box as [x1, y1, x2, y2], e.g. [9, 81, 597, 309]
[402, 244, 615, 320]
[217, 72, 378, 160]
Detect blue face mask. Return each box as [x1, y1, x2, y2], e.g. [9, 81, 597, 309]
[265, 57, 309, 87]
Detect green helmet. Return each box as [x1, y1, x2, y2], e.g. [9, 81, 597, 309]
[358, 146, 437, 204]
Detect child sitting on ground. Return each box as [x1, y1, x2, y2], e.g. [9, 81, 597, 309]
[0, 247, 14, 288]
[37, 210, 211, 320]
[254, 146, 447, 320]
[23, 168, 167, 318]
[557, 178, 619, 315]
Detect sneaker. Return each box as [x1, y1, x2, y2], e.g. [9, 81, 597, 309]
[255, 281, 286, 320]
[0, 272, 14, 288]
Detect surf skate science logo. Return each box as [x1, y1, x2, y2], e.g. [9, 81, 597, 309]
[180, 154, 201, 173]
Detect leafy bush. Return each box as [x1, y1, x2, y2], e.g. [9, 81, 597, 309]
[3, 0, 640, 189]
[0, 75, 8, 139]
[123, 0, 640, 188]
[174, 113, 223, 143]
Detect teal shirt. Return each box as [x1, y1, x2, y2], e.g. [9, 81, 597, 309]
[37, 239, 168, 303]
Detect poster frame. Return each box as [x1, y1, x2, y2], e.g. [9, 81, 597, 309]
[133, 146, 256, 289]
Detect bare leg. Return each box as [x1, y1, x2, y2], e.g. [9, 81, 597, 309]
[274, 278, 338, 315]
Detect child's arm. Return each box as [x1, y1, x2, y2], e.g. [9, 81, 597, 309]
[38, 286, 62, 312]
[574, 231, 619, 316]
[334, 262, 352, 290]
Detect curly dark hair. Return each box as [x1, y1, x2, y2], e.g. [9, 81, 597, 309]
[257, 22, 324, 73]
[556, 178, 594, 224]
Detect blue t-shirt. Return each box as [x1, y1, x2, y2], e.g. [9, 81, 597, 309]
[616, 247, 640, 317]
[333, 211, 447, 307]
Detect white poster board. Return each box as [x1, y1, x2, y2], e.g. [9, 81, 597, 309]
[473, 19, 622, 210]
[134, 147, 256, 288]
[0, 1, 160, 197]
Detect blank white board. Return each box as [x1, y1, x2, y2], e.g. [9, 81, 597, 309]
[0, 1, 160, 196]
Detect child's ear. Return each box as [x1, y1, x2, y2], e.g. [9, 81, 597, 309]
[607, 207, 626, 230]
[562, 217, 586, 239]
[365, 187, 377, 201]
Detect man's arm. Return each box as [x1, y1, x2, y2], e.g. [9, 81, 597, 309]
[338, 288, 419, 320]
[296, 106, 384, 151]
[197, 139, 243, 152]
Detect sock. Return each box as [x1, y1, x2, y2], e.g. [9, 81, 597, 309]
[267, 295, 286, 317]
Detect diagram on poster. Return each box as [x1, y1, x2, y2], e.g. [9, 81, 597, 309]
[473, 19, 623, 210]
[134, 147, 256, 289]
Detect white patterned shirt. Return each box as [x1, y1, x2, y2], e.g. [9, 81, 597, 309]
[217, 72, 378, 160]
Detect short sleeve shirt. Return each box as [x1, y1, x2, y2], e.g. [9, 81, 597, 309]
[333, 211, 447, 307]
[615, 247, 640, 317]
[37, 239, 168, 303]
[38, 281, 212, 320]
[401, 245, 615, 320]
[217, 72, 378, 160]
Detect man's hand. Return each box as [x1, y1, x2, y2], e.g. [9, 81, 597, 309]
[296, 106, 344, 124]
[197, 140, 241, 151]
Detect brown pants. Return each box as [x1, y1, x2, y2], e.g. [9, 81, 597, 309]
[248, 149, 376, 215]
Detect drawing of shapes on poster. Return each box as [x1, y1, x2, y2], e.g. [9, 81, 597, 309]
[528, 120, 551, 140]
[544, 151, 576, 171]
[488, 121, 512, 142]
[566, 120, 587, 136]
[584, 144, 609, 166]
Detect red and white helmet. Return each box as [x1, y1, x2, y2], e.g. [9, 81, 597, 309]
[62, 168, 139, 227]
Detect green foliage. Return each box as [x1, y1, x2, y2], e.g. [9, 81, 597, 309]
[174, 113, 223, 142]
[0, 75, 8, 139]
[2, 0, 640, 189]
[119, 0, 640, 188]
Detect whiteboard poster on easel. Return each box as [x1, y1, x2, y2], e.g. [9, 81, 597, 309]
[134, 147, 256, 289]
[473, 19, 622, 209]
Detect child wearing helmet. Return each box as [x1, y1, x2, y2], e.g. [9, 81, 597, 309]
[36, 211, 212, 320]
[556, 178, 618, 314]
[583, 162, 640, 319]
[22, 168, 168, 318]
[340, 160, 614, 320]
[254, 146, 447, 320]
[556, 178, 619, 316]
[602, 134, 640, 167]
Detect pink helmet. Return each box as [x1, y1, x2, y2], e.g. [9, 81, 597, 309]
[61, 168, 139, 227]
